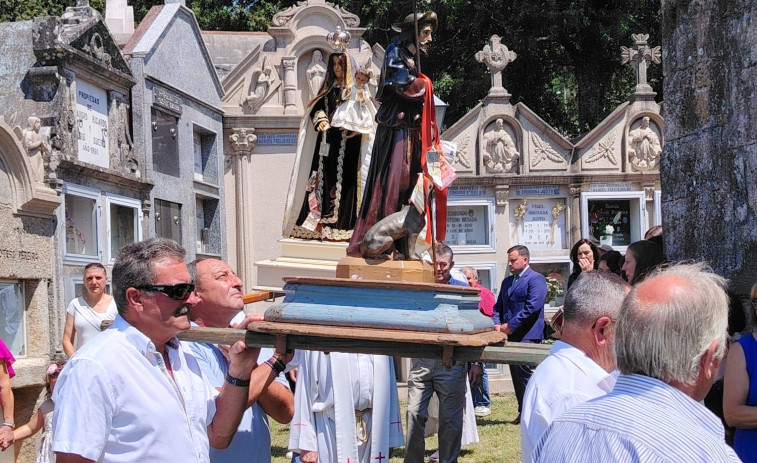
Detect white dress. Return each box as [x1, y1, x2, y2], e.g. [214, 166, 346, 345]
[330, 85, 377, 134]
[66, 297, 117, 350]
[36, 399, 55, 463]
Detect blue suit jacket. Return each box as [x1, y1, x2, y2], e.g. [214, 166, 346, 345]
[492, 267, 547, 342]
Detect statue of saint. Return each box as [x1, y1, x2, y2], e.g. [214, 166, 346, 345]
[306, 50, 327, 100]
[628, 116, 662, 170]
[22, 116, 49, 183]
[346, 11, 447, 259]
[282, 51, 376, 241]
[483, 118, 519, 173]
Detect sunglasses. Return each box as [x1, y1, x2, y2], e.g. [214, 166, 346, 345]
[136, 283, 195, 300]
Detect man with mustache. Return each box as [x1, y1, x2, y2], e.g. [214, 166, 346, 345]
[347, 11, 441, 258]
[52, 238, 260, 463]
[187, 258, 294, 463]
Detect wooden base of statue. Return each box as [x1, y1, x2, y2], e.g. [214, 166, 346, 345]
[335, 256, 435, 283]
[265, 276, 493, 334]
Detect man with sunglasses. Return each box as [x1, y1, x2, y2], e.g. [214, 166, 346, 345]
[187, 258, 294, 463]
[52, 238, 260, 463]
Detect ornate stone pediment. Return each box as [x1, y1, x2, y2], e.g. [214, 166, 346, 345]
[32, 6, 133, 87]
[272, 0, 360, 29]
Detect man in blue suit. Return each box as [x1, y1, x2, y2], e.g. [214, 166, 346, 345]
[493, 245, 547, 425]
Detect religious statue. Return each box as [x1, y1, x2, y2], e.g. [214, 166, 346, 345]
[21, 116, 49, 183]
[627, 116, 662, 171]
[282, 29, 376, 242]
[483, 118, 519, 173]
[306, 50, 327, 100]
[346, 11, 449, 260]
[243, 57, 276, 112]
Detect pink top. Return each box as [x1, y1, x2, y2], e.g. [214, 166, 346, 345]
[475, 283, 496, 317]
[0, 339, 15, 378]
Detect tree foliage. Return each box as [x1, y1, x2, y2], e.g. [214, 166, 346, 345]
[1, 0, 662, 138]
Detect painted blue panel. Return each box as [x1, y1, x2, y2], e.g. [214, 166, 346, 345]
[265, 280, 495, 334]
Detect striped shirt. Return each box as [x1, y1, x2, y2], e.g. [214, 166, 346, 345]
[533, 374, 742, 463]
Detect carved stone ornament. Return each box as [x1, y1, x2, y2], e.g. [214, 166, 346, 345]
[495, 185, 509, 206]
[620, 33, 661, 94]
[272, 0, 360, 28]
[475, 35, 517, 96]
[570, 184, 582, 197]
[644, 185, 656, 201]
[627, 116, 662, 171]
[585, 133, 618, 166]
[531, 133, 566, 168]
[482, 119, 519, 173]
[83, 32, 112, 66]
[229, 128, 257, 157]
[453, 133, 471, 169]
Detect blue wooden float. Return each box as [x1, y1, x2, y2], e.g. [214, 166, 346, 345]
[264, 277, 495, 334]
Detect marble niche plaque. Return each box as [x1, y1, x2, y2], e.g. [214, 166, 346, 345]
[76, 79, 110, 168]
[510, 198, 567, 250]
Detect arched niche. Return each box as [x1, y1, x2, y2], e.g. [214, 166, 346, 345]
[0, 117, 60, 215]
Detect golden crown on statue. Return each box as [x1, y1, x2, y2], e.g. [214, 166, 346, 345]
[327, 26, 351, 52]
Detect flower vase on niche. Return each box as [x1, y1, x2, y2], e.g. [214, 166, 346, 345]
[600, 225, 614, 247]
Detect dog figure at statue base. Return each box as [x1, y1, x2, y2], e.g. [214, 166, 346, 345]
[360, 205, 425, 260]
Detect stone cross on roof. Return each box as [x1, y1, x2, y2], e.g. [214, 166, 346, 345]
[620, 34, 661, 94]
[475, 35, 517, 97]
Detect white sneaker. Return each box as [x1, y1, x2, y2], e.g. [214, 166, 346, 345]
[429, 450, 439, 462]
[474, 405, 491, 417]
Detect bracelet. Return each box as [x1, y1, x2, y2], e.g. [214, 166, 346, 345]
[224, 371, 250, 388]
[264, 357, 286, 375]
[1, 422, 14, 429]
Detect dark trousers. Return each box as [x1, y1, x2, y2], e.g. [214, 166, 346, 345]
[509, 363, 533, 413]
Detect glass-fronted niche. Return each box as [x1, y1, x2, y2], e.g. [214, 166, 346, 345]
[528, 259, 570, 307]
[581, 191, 646, 250]
[0, 281, 25, 357]
[63, 184, 143, 264]
[445, 198, 496, 253]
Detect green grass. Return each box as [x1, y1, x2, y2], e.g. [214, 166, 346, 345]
[270, 394, 522, 462]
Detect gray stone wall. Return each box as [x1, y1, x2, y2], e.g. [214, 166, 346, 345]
[660, 0, 757, 295]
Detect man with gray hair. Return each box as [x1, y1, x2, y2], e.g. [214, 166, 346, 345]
[520, 270, 630, 462]
[53, 238, 260, 463]
[533, 263, 741, 462]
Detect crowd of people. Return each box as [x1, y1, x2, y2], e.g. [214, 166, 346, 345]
[1, 8, 755, 463]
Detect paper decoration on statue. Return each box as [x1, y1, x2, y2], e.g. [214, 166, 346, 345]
[426, 148, 443, 187]
[301, 192, 321, 231]
[409, 173, 427, 215]
[318, 131, 330, 158]
[441, 139, 457, 164]
[438, 155, 457, 189]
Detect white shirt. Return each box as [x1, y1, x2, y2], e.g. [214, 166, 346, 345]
[66, 297, 118, 350]
[520, 340, 616, 463]
[52, 315, 218, 462]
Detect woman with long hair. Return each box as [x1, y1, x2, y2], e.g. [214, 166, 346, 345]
[621, 240, 666, 285]
[567, 239, 599, 288]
